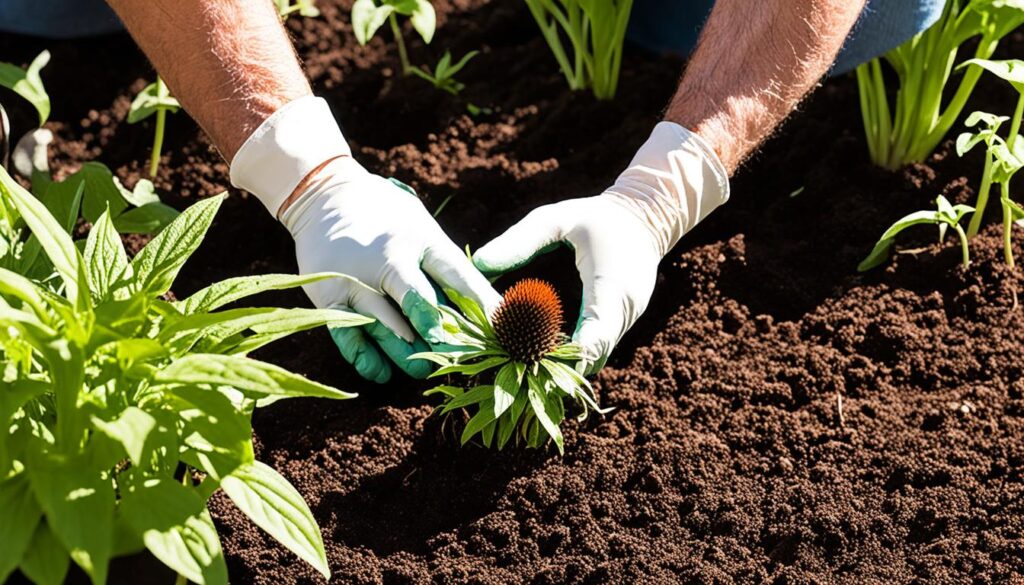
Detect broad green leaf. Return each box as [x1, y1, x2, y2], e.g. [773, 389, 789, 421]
[84, 209, 128, 301]
[0, 50, 50, 125]
[0, 165, 87, 304]
[26, 450, 114, 585]
[221, 461, 330, 579]
[18, 521, 70, 585]
[541, 358, 603, 412]
[527, 374, 564, 454]
[155, 354, 357, 400]
[493, 362, 522, 418]
[352, 0, 395, 45]
[497, 390, 528, 450]
[0, 473, 42, 582]
[431, 356, 509, 378]
[172, 386, 254, 481]
[0, 266, 50, 317]
[90, 406, 158, 467]
[409, 0, 436, 43]
[178, 272, 345, 314]
[120, 477, 227, 585]
[113, 203, 180, 234]
[461, 400, 496, 445]
[961, 58, 1024, 92]
[39, 176, 86, 234]
[127, 80, 181, 124]
[128, 194, 223, 297]
[440, 384, 494, 413]
[964, 110, 1009, 130]
[78, 163, 129, 222]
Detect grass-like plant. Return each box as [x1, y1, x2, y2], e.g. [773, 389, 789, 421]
[859, 195, 974, 271]
[410, 50, 478, 95]
[351, 0, 436, 76]
[524, 0, 633, 100]
[856, 0, 1024, 170]
[0, 51, 50, 127]
[276, 0, 319, 19]
[0, 165, 371, 584]
[127, 77, 180, 178]
[957, 59, 1024, 266]
[413, 279, 605, 454]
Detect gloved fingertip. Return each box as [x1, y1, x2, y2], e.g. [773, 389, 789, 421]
[331, 326, 392, 384]
[366, 322, 433, 380]
[401, 290, 446, 344]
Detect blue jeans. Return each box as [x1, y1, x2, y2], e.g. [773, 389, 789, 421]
[2, 0, 943, 73]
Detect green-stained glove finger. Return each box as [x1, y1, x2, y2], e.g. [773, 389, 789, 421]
[402, 288, 446, 345]
[364, 320, 433, 379]
[330, 326, 392, 384]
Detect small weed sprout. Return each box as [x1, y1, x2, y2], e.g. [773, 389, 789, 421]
[859, 195, 974, 271]
[410, 50, 479, 95]
[128, 77, 180, 178]
[524, 0, 634, 100]
[413, 279, 608, 454]
[352, 0, 436, 76]
[0, 50, 51, 127]
[276, 0, 319, 19]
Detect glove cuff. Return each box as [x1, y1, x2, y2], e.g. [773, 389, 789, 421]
[229, 95, 351, 218]
[606, 121, 730, 257]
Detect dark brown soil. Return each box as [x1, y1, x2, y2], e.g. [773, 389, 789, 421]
[3, 1, 1024, 583]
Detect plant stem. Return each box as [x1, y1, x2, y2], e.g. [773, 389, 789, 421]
[1008, 94, 1024, 152]
[967, 152, 994, 238]
[955, 223, 970, 267]
[174, 573, 187, 585]
[1003, 182, 1015, 267]
[149, 77, 168, 178]
[389, 14, 410, 75]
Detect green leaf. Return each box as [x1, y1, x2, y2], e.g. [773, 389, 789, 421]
[493, 362, 522, 418]
[155, 354, 357, 400]
[172, 386, 254, 481]
[120, 477, 227, 585]
[409, 0, 436, 43]
[90, 406, 159, 467]
[39, 176, 86, 234]
[0, 473, 43, 582]
[352, 0, 395, 45]
[542, 358, 602, 412]
[178, 272, 345, 314]
[77, 163, 129, 222]
[440, 384, 493, 413]
[858, 210, 942, 271]
[960, 58, 1024, 92]
[446, 50, 479, 77]
[461, 400, 496, 445]
[18, 521, 70, 585]
[113, 203, 180, 234]
[422, 385, 464, 398]
[127, 80, 181, 124]
[527, 375, 564, 454]
[0, 166, 87, 304]
[84, 209, 128, 301]
[0, 50, 50, 125]
[26, 450, 114, 585]
[127, 194, 223, 297]
[220, 461, 330, 579]
[443, 287, 494, 337]
[431, 356, 509, 378]
[497, 390, 528, 450]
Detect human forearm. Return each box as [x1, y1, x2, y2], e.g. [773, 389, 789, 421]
[665, 0, 864, 172]
[104, 0, 311, 160]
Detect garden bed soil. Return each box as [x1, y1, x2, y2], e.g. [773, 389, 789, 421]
[4, 1, 1024, 583]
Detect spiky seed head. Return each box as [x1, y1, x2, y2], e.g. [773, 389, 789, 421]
[492, 279, 564, 364]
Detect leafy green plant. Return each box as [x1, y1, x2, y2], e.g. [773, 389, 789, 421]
[957, 59, 1024, 266]
[409, 50, 478, 95]
[276, 0, 319, 18]
[524, 0, 633, 100]
[127, 78, 180, 178]
[856, 0, 1024, 170]
[352, 0, 435, 76]
[859, 195, 974, 271]
[413, 279, 605, 454]
[0, 165, 371, 584]
[0, 51, 50, 127]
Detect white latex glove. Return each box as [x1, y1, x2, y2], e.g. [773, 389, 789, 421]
[231, 96, 501, 383]
[474, 122, 729, 374]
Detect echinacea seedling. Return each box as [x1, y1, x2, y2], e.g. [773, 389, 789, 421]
[859, 195, 974, 271]
[128, 77, 180, 178]
[352, 0, 435, 76]
[276, 0, 319, 19]
[413, 279, 607, 454]
[525, 0, 634, 100]
[0, 50, 50, 127]
[410, 50, 479, 95]
[856, 0, 1024, 169]
[958, 59, 1024, 266]
[0, 165, 369, 584]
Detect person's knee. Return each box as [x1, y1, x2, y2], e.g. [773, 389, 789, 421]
[831, 0, 946, 75]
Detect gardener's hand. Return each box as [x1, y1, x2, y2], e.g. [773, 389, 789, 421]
[231, 96, 501, 383]
[474, 122, 730, 375]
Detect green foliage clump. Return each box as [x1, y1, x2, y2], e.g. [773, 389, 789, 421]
[352, 0, 436, 76]
[127, 78, 180, 179]
[410, 50, 479, 95]
[859, 195, 974, 271]
[0, 166, 370, 584]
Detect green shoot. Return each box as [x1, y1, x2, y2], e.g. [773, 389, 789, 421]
[0, 165, 370, 584]
[958, 59, 1024, 265]
[410, 50, 479, 95]
[524, 0, 633, 100]
[351, 0, 436, 76]
[0, 50, 51, 127]
[412, 281, 608, 454]
[276, 0, 319, 18]
[128, 77, 180, 178]
[957, 111, 1009, 237]
[856, 0, 1024, 169]
[859, 195, 974, 271]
